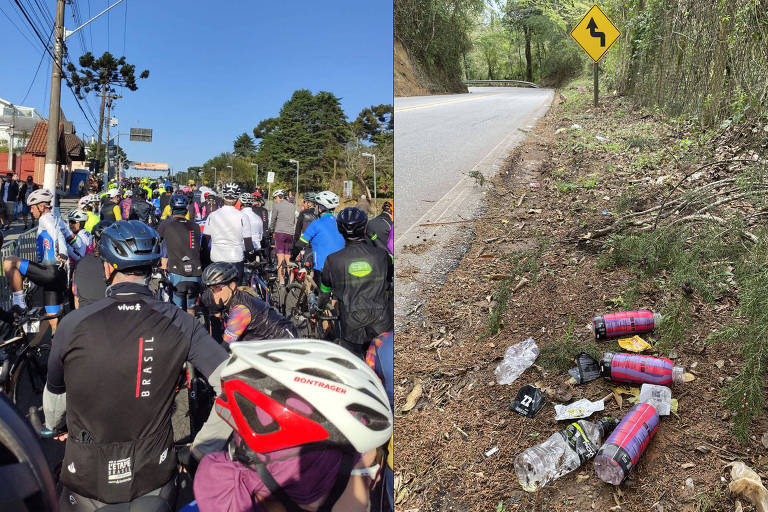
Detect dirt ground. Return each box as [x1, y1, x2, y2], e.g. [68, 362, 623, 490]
[394, 84, 768, 511]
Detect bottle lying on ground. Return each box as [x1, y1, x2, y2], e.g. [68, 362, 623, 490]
[594, 402, 660, 485]
[591, 310, 662, 339]
[514, 418, 618, 492]
[600, 352, 686, 386]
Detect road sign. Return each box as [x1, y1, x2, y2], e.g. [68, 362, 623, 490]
[130, 128, 152, 142]
[570, 5, 620, 62]
[266, 171, 275, 183]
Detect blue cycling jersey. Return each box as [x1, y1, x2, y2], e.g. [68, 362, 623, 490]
[36, 212, 84, 264]
[299, 213, 345, 272]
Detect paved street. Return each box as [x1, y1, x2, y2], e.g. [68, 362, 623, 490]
[394, 87, 555, 242]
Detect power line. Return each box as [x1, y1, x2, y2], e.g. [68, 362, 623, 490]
[20, 27, 53, 104]
[0, 3, 39, 50]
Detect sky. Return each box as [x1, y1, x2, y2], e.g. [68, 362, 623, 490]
[0, 1, 393, 173]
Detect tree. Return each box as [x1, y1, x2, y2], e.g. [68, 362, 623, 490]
[351, 104, 393, 144]
[66, 52, 149, 171]
[503, 3, 543, 82]
[253, 90, 350, 189]
[233, 132, 256, 158]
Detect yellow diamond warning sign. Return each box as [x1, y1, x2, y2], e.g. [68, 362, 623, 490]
[570, 5, 620, 62]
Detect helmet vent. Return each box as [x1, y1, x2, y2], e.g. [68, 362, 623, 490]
[346, 403, 390, 431]
[327, 357, 356, 369]
[297, 368, 342, 384]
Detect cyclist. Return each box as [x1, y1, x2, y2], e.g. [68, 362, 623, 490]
[80, 195, 100, 232]
[44, 220, 229, 511]
[203, 183, 255, 281]
[72, 220, 112, 308]
[200, 262, 296, 342]
[159, 185, 173, 217]
[317, 207, 393, 359]
[129, 188, 155, 224]
[367, 201, 393, 254]
[2, 189, 85, 328]
[290, 191, 344, 290]
[239, 192, 263, 250]
[157, 194, 203, 314]
[366, 331, 394, 512]
[67, 209, 94, 256]
[269, 189, 296, 285]
[99, 188, 122, 221]
[193, 339, 393, 512]
[119, 189, 133, 219]
[251, 193, 269, 257]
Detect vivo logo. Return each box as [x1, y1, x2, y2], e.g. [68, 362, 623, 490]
[118, 303, 142, 311]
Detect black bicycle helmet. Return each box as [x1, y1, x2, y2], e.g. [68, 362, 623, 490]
[202, 262, 240, 287]
[99, 220, 161, 271]
[0, 394, 58, 511]
[336, 207, 368, 239]
[170, 193, 189, 213]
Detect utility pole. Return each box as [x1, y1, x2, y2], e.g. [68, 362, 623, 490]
[104, 97, 111, 187]
[43, 0, 66, 194]
[7, 103, 16, 172]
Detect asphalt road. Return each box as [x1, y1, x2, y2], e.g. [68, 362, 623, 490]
[394, 87, 555, 241]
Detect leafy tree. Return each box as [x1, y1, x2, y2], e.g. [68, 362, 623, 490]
[253, 90, 350, 189]
[233, 132, 256, 158]
[352, 104, 393, 144]
[66, 52, 149, 171]
[503, 2, 543, 82]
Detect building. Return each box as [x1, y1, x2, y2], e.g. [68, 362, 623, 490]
[0, 97, 46, 172]
[23, 120, 86, 188]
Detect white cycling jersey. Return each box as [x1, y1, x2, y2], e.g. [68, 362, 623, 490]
[204, 205, 252, 263]
[37, 212, 86, 264]
[242, 208, 263, 249]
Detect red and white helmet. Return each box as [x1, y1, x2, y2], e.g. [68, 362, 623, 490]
[215, 339, 392, 454]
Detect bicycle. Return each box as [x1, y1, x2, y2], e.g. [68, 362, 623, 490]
[0, 307, 64, 424]
[283, 255, 315, 333]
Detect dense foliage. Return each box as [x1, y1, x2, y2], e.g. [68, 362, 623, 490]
[192, 91, 393, 199]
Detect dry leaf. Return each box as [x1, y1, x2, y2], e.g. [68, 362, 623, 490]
[401, 380, 423, 413]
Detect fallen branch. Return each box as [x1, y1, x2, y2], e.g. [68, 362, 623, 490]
[666, 214, 758, 243]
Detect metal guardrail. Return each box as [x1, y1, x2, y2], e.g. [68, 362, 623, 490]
[0, 228, 39, 311]
[464, 79, 540, 88]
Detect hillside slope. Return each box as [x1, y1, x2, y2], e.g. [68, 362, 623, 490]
[394, 38, 468, 97]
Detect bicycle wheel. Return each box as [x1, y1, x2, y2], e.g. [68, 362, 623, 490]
[11, 343, 50, 421]
[284, 283, 309, 335]
[267, 278, 284, 314]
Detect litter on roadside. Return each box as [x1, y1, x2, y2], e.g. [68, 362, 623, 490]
[494, 338, 539, 385]
[554, 397, 605, 420]
[510, 385, 545, 417]
[485, 446, 499, 458]
[637, 384, 672, 416]
[568, 352, 601, 384]
[617, 335, 653, 352]
[727, 461, 768, 512]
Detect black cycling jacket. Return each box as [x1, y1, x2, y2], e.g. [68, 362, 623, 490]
[46, 282, 227, 503]
[129, 200, 154, 224]
[320, 239, 393, 345]
[200, 288, 297, 341]
[293, 208, 318, 241]
[366, 213, 392, 253]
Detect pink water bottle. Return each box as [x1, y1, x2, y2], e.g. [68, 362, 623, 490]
[594, 403, 660, 484]
[592, 310, 662, 339]
[600, 352, 685, 386]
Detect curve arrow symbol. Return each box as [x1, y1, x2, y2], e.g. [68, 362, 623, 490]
[586, 17, 605, 47]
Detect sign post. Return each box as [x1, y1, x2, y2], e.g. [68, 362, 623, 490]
[570, 5, 620, 107]
[266, 171, 275, 215]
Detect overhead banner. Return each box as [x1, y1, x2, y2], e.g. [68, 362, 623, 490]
[132, 162, 169, 171]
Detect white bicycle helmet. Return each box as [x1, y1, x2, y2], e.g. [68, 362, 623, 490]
[77, 195, 90, 209]
[239, 192, 254, 206]
[272, 189, 286, 199]
[67, 209, 89, 223]
[123, 189, 133, 197]
[215, 339, 392, 454]
[106, 188, 120, 198]
[221, 182, 240, 200]
[313, 190, 339, 211]
[27, 188, 54, 206]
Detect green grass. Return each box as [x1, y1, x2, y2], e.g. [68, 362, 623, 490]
[539, 316, 602, 372]
[485, 248, 544, 337]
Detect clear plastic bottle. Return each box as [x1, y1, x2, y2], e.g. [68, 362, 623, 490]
[514, 418, 618, 492]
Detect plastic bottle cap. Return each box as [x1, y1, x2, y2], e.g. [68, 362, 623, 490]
[653, 312, 663, 327]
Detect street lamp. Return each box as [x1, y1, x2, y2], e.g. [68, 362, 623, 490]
[211, 166, 217, 186]
[361, 152, 377, 212]
[226, 165, 233, 182]
[250, 162, 259, 188]
[288, 159, 299, 213]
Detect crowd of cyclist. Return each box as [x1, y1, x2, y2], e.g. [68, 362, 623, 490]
[0, 174, 395, 512]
